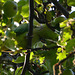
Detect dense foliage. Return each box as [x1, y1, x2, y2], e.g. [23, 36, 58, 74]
[0, 0, 75, 75]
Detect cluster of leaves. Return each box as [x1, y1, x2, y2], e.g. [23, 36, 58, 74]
[0, 0, 75, 75]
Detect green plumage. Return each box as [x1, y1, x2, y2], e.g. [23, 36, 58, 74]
[6, 24, 58, 49]
[14, 23, 29, 36]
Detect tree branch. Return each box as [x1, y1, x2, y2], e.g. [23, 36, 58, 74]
[20, 46, 60, 53]
[49, 0, 69, 18]
[31, 46, 60, 52]
[21, 0, 34, 75]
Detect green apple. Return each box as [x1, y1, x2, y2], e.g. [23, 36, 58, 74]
[3, 1, 18, 17]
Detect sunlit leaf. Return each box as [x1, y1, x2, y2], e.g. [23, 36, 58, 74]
[57, 50, 66, 61]
[39, 56, 45, 64]
[60, 19, 68, 28]
[0, 52, 2, 56]
[30, 52, 34, 60]
[62, 26, 72, 42]
[21, 4, 29, 18]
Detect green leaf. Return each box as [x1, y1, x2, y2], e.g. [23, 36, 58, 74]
[57, 48, 62, 52]
[30, 52, 34, 60]
[65, 58, 73, 69]
[57, 50, 66, 61]
[33, 41, 44, 48]
[60, 19, 68, 28]
[51, 17, 65, 30]
[45, 49, 57, 74]
[69, 11, 75, 18]
[62, 26, 72, 42]
[39, 56, 45, 64]
[15, 69, 32, 75]
[21, 4, 29, 18]
[66, 38, 75, 52]
[52, 17, 65, 26]
[12, 56, 24, 63]
[0, 52, 2, 56]
[15, 66, 22, 75]
[6, 30, 16, 39]
[55, 17, 65, 23]
[33, 49, 58, 74]
[14, 14, 22, 22]
[33, 19, 41, 26]
[67, 0, 75, 6]
[4, 39, 16, 51]
[18, 0, 29, 7]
